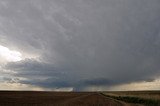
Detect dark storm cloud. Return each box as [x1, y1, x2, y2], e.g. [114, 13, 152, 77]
[82, 78, 112, 86]
[1, 0, 160, 90]
[4, 59, 112, 89]
[5, 59, 68, 79]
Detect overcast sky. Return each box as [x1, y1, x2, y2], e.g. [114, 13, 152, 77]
[0, 0, 160, 91]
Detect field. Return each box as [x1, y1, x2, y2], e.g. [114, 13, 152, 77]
[0, 91, 160, 106]
[103, 91, 160, 106]
[0, 91, 142, 106]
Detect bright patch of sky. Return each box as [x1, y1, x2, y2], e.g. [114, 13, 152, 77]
[0, 45, 22, 62]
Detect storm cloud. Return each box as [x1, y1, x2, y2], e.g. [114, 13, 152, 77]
[0, 0, 160, 90]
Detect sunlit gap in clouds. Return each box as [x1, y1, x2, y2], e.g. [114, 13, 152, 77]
[0, 45, 22, 62]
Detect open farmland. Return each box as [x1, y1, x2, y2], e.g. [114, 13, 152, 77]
[0, 91, 142, 106]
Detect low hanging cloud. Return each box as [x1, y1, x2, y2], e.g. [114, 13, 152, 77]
[0, 0, 160, 90]
[4, 59, 112, 90]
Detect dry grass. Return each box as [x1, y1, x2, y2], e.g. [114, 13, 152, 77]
[103, 91, 160, 100]
[102, 91, 160, 106]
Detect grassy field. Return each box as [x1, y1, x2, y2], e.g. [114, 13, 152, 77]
[102, 91, 160, 106]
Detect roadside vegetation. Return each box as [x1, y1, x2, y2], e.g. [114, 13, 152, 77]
[102, 91, 160, 106]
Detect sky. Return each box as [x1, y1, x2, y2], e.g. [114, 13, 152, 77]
[0, 0, 160, 91]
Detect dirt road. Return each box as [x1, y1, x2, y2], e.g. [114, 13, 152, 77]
[0, 91, 141, 106]
[60, 93, 142, 106]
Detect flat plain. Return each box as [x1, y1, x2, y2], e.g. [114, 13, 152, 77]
[0, 91, 144, 106]
[1, 91, 160, 106]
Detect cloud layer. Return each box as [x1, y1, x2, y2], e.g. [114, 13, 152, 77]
[0, 0, 160, 90]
